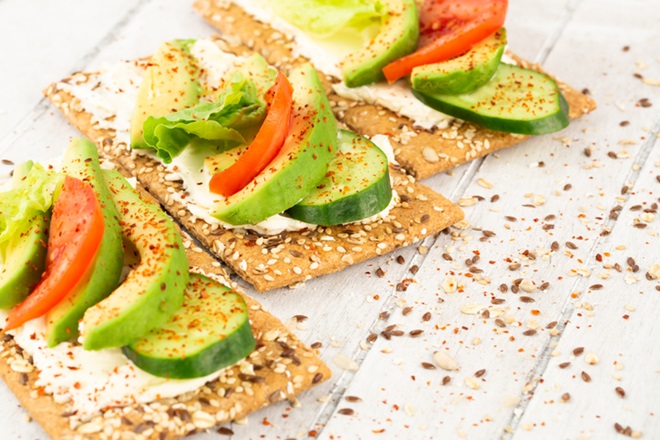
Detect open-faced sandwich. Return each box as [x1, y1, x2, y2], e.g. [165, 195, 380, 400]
[0, 139, 330, 439]
[45, 36, 464, 291]
[194, 0, 597, 178]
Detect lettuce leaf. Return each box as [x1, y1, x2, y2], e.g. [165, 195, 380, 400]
[0, 162, 61, 250]
[270, 0, 385, 38]
[142, 73, 267, 164]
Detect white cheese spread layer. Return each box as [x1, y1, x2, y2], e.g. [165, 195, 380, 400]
[0, 267, 239, 419]
[63, 39, 397, 236]
[231, 0, 453, 130]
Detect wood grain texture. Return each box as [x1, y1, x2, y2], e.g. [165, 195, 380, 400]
[0, 0, 659, 439]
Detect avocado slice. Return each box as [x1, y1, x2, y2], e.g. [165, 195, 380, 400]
[211, 63, 338, 225]
[44, 139, 125, 346]
[341, 0, 419, 88]
[205, 144, 249, 174]
[411, 28, 507, 95]
[80, 170, 188, 350]
[0, 162, 50, 309]
[130, 39, 202, 150]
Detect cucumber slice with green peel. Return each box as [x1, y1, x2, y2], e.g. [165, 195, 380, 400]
[412, 63, 570, 135]
[122, 273, 255, 379]
[411, 29, 507, 95]
[286, 130, 392, 226]
[0, 162, 50, 309]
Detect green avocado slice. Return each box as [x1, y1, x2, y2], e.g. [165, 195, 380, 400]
[341, 0, 419, 87]
[122, 273, 255, 379]
[45, 139, 125, 347]
[411, 28, 507, 95]
[210, 63, 338, 225]
[80, 170, 188, 350]
[130, 39, 202, 150]
[0, 162, 50, 309]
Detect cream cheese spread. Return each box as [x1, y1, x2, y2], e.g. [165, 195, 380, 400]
[64, 39, 397, 236]
[0, 267, 239, 419]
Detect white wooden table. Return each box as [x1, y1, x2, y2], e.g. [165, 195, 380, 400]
[1, 0, 659, 438]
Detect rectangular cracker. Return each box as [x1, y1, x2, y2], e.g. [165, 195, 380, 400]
[0, 170, 330, 440]
[194, 0, 597, 179]
[44, 39, 464, 292]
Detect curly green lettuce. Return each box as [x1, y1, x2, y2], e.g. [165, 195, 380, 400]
[141, 72, 268, 164]
[0, 162, 61, 253]
[270, 0, 385, 38]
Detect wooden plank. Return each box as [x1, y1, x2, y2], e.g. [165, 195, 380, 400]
[314, 0, 660, 438]
[0, 0, 142, 143]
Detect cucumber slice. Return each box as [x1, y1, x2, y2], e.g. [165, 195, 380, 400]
[412, 63, 570, 135]
[286, 130, 392, 226]
[122, 273, 255, 379]
[411, 29, 507, 95]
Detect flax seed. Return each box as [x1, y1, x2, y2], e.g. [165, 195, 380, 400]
[581, 371, 591, 382]
[523, 329, 537, 336]
[615, 387, 626, 398]
[422, 362, 436, 370]
[559, 362, 571, 369]
[338, 408, 354, 416]
[422, 312, 432, 322]
[573, 347, 585, 356]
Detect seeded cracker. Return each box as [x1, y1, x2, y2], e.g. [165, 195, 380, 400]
[0, 166, 330, 440]
[44, 37, 464, 292]
[193, 0, 597, 179]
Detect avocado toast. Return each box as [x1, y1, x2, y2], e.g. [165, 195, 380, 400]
[44, 36, 464, 292]
[193, 0, 596, 179]
[0, 155, 330, 440]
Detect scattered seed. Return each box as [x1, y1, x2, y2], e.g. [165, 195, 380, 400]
[590, 284, 603, 290]
[546, 321, 558, 329]
[491, 194, 500, 203]
[520, 296, 535, 303]
[293, 315, 308, 322]
[615, 387, 625, 398]
[311, 342, 323, 349]
[402, 307, 413, 316]
[421, 362, 436, 370]
[491, 297, 505, 305]
[566, 241, 578, 250]
[442, 253, 453, 261]
[379, 311, 390, 320]
[563, 184, 572, 191]
[584, 147, 592, 157]
[581, 371, 591, 382]
[367, 333, 378, 343]
[551, 241, 560, 251]
[409, 329, 424, 337]
[495, 318, 506, 328]
[561, 392, 571, 402]
[410, 265, 419, 275]
[422, 312, 432, 322]
[442, 376, 451, 385]
[608, 151, 618, 159]
[338, 408, 355, 416]
[559, 362, 571, 369]
[375, 268, 385, 278]
[620, 120, 630, 126]
[313, 372, 324, 384]
[509, 263, 521, 271]
[573, 347, 585, 356]
[498, 284, 508, 293]
[217, 427, 234, 435]
[433, 351, 459, 371]
[396, 255, 405, 265]
[539, 282, 550, 291]
[474, 369, 486, 378]
[523, 329, 537, 336]
[345, 396, 362, 402]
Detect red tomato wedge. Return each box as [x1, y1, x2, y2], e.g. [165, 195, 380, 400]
[383, 0, 508, 83]
[5, 176, 105, 331]
[209, 71, 294, 197]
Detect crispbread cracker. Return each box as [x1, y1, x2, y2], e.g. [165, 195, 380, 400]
[194, 0, 597, 179]
[44, 44, 464, 292]
[0, 174, 330, 440]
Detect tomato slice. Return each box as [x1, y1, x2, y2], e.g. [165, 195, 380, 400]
[5, 176, 105, 331]
[209, 71, 294, 197]
[383, 0, 508, 83]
